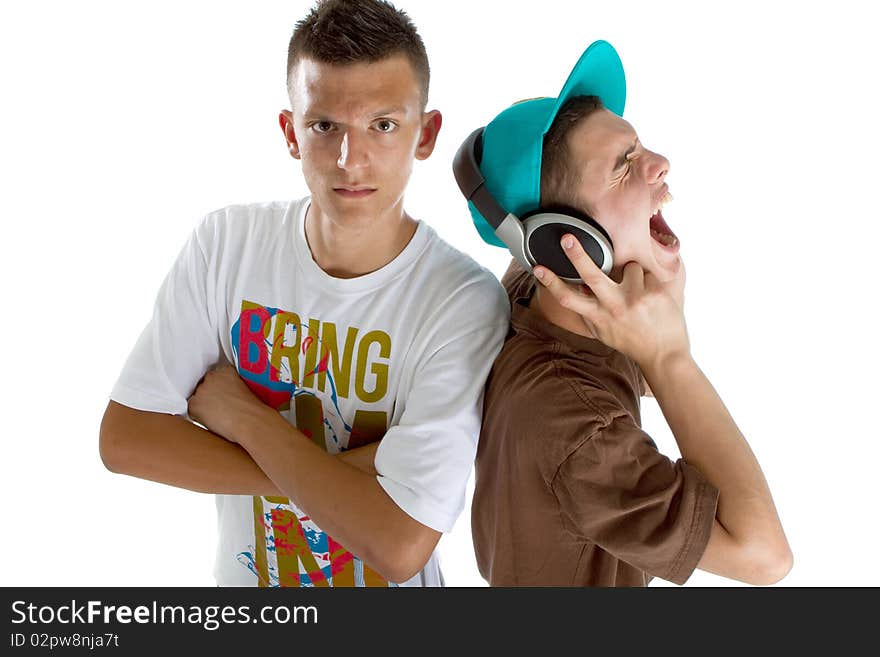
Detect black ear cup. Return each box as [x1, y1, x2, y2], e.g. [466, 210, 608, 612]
[527, 222, 610, 279]
[520, 206, 614, 281]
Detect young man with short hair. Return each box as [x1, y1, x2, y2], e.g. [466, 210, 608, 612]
[466, 42, 792, 586]
[100, 0, 509, 587]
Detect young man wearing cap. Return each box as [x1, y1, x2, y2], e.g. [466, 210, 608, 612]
[99, 0, 508, 587]
[465, 42, 792, 586]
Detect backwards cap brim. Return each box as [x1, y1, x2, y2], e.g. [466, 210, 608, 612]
[546, 39, 626, 131]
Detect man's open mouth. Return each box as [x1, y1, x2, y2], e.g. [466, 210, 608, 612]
[649, 191, 679, 251]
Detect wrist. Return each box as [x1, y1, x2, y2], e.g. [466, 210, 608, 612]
[235, 403, 287, 450]
[640, 350, 696, 390]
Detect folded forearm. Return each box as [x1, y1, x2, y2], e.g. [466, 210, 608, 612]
[101, 401, 380, 496]
[100, 401, 282, 496]
[337, 442, 380, 476]
[233, 408, 437, 582]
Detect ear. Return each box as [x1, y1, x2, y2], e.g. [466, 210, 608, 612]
[415, 110, 442, 161]
[279, 110, 301, 160]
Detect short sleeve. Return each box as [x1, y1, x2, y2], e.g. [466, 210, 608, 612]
[375, 294, 509, 534]
[552, 415, 719, 585]
[110, 217, 222, 415]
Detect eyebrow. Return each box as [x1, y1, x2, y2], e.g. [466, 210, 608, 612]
[302, 106, 407, 121]
[371, 106, 406, 118]
[613, 139, 639, 171]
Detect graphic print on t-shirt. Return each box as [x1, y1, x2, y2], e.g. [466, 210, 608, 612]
[230, 299, 391, 587]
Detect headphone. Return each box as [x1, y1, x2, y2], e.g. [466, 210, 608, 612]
[453, 126, 614, 284]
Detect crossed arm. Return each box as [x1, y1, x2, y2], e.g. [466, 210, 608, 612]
[100, 400, 380, 493]
[100, 387, 439, 584]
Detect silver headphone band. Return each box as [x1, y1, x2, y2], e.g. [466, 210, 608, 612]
[495, 213, 532, 273]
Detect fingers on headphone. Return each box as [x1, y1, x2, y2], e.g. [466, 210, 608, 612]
[560, 235, 613, 297]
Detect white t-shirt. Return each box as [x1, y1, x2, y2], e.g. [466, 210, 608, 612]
[110, 198, 510, 587]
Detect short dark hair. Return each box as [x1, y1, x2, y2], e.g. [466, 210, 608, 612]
[286, 0, 430, 107]
[540, 95, 605, 207]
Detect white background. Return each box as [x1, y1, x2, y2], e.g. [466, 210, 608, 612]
[1, 0, 878, 587]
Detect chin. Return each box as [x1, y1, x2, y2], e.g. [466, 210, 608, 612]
[317, 195, 378, 225]
[648, 240, 682, 281]
[654, 255, 682, 282]
[331, 208, 382, 231]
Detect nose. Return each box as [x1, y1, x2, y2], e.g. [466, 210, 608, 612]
[644, 150, 670, 184]
[337, 131, 369, 171]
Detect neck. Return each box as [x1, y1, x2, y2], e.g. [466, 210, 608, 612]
[304, 201, 417, 279]
[531, 285, 585, 337]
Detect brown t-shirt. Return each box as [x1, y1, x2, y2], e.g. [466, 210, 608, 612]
[472, 261, 719, 586]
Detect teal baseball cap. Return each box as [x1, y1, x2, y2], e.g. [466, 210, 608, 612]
[469, 40, 627, 247]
